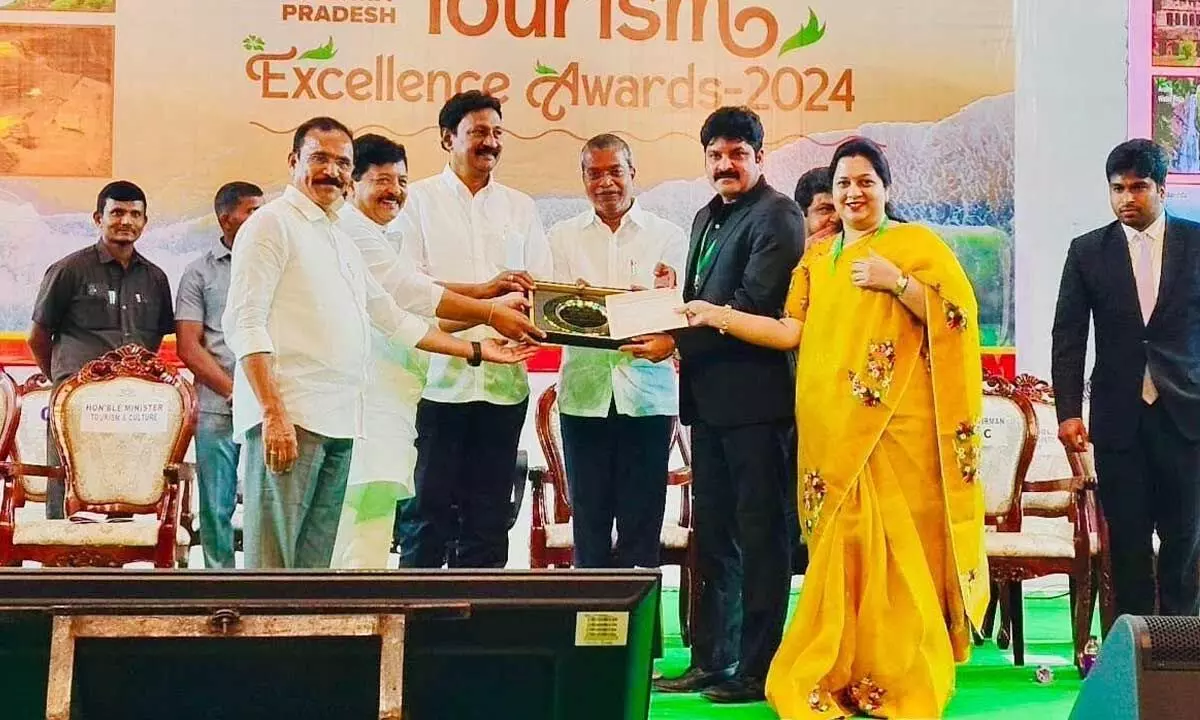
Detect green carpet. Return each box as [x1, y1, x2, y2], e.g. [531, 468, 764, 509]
[651, 588, 1089, 719]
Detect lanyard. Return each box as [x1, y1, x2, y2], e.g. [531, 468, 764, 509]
[831, 217, 889, 274]
[692, 219, 725, 290]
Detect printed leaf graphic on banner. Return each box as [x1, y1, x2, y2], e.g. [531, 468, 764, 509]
[535, 60, 559, 77]
[242, 35, 265, 52]
[779, 8, 826, 56]
[299, 37, 337, 61]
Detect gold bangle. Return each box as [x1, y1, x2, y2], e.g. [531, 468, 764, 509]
[487, 301, 496, 324]
[892, 274, 910, 297]
[718, 305, 733, 335]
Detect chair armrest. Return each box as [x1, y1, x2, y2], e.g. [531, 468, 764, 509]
[507, 451, 528, 531]
[1021, 476, 1083, 494]
[529, 466, 549, 530]
[668, 469, 693, 529]
[0, 470, 17, 529]
[0, 461, 65, 480]
[163, 463, 192, 486]
[667, 469, 691, 487]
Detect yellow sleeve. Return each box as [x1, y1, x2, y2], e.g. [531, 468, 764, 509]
[783, 261, 810, 321]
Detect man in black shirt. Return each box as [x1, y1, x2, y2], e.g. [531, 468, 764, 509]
[651, 107, 803, 704]
[28, 180, 175, 518]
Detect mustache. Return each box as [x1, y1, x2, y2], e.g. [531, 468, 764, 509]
[713, 171, 740, 180]
[314, 177, 344, 189]
[475, 148, 499, 157]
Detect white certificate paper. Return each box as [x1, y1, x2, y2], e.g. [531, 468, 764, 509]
[605, 288, 687, 339]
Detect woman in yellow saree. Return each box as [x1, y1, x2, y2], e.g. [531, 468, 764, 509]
[682, 137, 988, 719]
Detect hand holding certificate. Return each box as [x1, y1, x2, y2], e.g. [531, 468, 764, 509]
[604, 287, 687, 339]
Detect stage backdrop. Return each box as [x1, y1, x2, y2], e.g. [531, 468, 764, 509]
[1132, 0, 1200, 218]
[0, 0, 1015, 369]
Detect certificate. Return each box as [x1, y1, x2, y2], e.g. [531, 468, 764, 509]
[604, 288, 687, 340]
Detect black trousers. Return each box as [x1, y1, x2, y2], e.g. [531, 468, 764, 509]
[1095, 401, 1200, 617]
[690, 419, 793, 681]
[397, 398, 527, 569]
[559, 407, 673, 568]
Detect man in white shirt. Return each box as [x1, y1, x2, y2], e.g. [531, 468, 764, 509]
[547, 134, 686, 568]
[223, 116, 535, 569]
[331, 133, 543, 569]
[397, 90, 554, 568]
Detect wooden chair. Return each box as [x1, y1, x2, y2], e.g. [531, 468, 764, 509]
[528, 384, 697, 645]
[0, 370, 17, 478]
[979, 375, 1100, 675]
[7, 373, 53, 519]
[0, 345, 197, 568]
[1012, 374, 1115, 635]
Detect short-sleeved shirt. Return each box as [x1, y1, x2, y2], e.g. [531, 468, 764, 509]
[32, 240, 175, 383]
[175, 237, 236, 415]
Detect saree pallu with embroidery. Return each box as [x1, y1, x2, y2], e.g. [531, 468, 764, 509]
[765, 224, 988, 719]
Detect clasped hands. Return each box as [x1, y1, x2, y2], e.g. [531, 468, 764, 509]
[571, 263, 679, 363]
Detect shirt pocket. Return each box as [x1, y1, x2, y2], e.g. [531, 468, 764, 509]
[132, 290, 165, 332]
[483, 224, 526, 272]
[73, 292, 116, 330]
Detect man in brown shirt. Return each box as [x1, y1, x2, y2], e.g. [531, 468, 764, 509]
[28, 180, 174, 518]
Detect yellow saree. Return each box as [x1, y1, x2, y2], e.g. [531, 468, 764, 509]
[765, 223, 988, 719]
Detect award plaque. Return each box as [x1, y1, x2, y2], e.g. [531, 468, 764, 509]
[529, 281, 630, 349]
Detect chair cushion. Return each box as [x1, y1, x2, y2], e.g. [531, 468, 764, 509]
[985, 529, 1076, 559]
[544, 521, 691, 551]
[14, 518, 162, 546]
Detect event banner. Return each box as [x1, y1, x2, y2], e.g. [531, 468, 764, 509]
[1132, 0, 1200, 215]
[0, 0, 1014, 359]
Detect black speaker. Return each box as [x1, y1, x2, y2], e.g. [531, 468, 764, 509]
[1069, 615, 1200, 719]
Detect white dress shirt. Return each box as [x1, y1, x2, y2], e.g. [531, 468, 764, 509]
[397, 165, 553, 406]
[1121, 211, 1166, 403]
[223, 185, 430, 441]
[548, 202, 687, 418]
[1121, 211, 1166, 303]
[333, 202, 443, 492]
[338, 202, 444, 317]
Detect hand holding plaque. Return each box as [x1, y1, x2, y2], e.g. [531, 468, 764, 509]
[528, 281, 627, 349]
[528, 282, 687, 349]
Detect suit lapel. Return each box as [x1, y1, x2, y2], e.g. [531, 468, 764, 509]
[1152, 216, 1185, 324]
[683, 206, 711, 301]
[1105, 222, 1145, 326]
[695, 204, 756, 295]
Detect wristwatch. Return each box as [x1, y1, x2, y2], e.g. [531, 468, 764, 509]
[467, 341, 483, 367]
[892, 274, 910, 297]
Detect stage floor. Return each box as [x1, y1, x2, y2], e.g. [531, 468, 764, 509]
[651, 588, 1087, 719]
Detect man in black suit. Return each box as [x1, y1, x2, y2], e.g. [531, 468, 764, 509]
[1052, 138, 1200, 618]
[646, 107, 802, 704]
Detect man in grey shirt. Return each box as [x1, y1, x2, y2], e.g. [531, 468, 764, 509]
[175, 182, 264, 568]
[29, 181, 175, 519]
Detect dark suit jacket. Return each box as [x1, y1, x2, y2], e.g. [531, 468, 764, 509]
[1051, 215, 1200, 448]
[673, 178, 803, 428]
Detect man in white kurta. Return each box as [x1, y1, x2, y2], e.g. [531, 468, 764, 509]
[396, 91, 553, 568]
[224, 116, 535, 569]
[331, 133, 540, 569]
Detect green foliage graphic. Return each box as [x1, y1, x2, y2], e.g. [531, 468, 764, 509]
[779, 8, 826, 56]
[299, 36, 337, 61]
